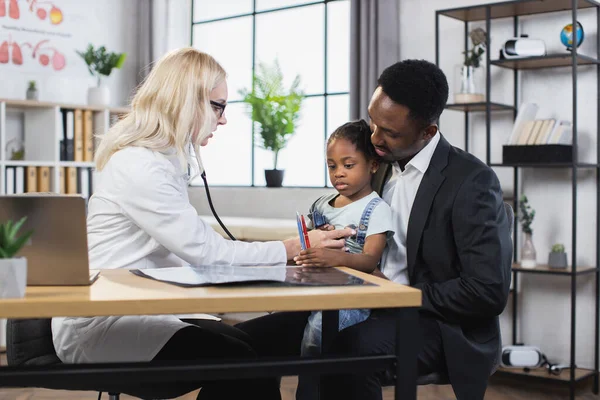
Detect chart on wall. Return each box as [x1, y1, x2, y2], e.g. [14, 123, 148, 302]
[0, 0, 94, 75]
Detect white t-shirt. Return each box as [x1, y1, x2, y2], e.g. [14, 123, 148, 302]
[309, 191, 394, 254]
[51, 146, 286, 364]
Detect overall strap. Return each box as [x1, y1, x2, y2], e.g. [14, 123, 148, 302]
[355, 197, 382, 245]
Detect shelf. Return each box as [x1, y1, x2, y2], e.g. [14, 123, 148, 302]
[490, 162, 574, 168]
[0, 98, 129, 114]
[439, 0, 599, 22]
[1, 161, 56, 167]
[512, 263, 598, 275]
[491, 162, 600, 168]
[495, 366, 597, 383]
[58, 162, 95, 168]
[445, 102, 515, 112]
[490, 54, 600, 70]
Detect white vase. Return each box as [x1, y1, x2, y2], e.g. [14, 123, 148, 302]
[87, 86, 110, 106]
[0, 258, 27, 298]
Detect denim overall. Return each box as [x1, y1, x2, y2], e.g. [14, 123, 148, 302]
[301, 196, 383, 356]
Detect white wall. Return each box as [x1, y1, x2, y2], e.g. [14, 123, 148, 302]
[0, 0, 140, 107]
[400, 0, 598, 368]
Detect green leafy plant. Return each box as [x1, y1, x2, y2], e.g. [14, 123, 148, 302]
[0, 217, 33, 259]
[552, 243, 565, 253]
[239, 59, 304, 170]
[463, 27, 487, 68]
[28, 81, 36, 91]
[76, 44, 127, 87]
[518, 195, 536, 235]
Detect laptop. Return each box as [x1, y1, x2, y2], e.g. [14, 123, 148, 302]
[0, 195, 99, 286]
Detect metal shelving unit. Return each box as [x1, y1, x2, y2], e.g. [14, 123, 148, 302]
[436, 1, 600, 398]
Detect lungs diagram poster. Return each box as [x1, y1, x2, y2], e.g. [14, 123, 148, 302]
[0, 0, 91, 76]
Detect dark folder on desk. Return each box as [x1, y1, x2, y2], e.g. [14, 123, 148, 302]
[130, 266, 373, 288]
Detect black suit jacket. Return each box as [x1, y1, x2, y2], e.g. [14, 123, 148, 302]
[373, 135, 512, 399]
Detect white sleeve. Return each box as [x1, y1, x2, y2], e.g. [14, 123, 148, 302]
[114, 160, 286, 266]
[365, 202, 395, 239]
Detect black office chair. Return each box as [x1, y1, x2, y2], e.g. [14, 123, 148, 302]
[6, 318, 123, 400]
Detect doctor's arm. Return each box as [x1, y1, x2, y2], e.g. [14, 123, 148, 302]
[117, 162, 350, 265]
[414, 168, 512, 322]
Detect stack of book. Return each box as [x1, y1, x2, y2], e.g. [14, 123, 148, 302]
[503, 103, 573, 163]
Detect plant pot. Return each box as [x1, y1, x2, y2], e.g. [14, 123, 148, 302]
[548, 252, 568, 269]
[26, 88, 39, 101]
[520, 232, 537, 269]
[454, 65, 485, 103]
[265, 169, 284, 188]
[87, 86, 110, 106]
[0, 258, 27, 298]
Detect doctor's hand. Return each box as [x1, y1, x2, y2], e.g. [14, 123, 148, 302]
[283, 227, 355, 261]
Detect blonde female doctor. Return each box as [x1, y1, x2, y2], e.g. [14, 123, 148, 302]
[51, 48, 353, 400]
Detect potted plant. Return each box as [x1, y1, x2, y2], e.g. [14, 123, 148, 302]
[518, 194, 537, 268]
[240, 59, 304, 187]
[548, 243, 568, 269]
[0, 217, 33, 298]
[76, 44, 126, 106]
[26, 80, 39, 100]
[455, 27, 487, 103]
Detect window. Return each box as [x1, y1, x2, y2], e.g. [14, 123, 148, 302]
[191, 0, 350, 187]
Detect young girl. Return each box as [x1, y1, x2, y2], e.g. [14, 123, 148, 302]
[295, 119, 394, 399]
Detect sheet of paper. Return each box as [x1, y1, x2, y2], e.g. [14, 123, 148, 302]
[136, 265, 288, 286]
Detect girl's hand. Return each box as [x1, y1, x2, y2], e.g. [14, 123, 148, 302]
[283, 227, 355, 260]
[293, 248, 344, 267]
[317, 224, 335, 231]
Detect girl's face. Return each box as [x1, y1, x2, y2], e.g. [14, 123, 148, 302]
[327, 138, 378, 201]
[198, 80, 228, 146]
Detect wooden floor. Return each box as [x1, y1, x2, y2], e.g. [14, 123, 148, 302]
[0, 374, 598, 399]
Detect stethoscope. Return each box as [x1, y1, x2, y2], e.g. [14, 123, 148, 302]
[200, 171, 237, 241]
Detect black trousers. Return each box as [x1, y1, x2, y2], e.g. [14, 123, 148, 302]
[236, 310, 445, 400]
[114, 319, 281, 400]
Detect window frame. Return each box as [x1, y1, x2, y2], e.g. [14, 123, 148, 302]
[190, 0, 349, 188]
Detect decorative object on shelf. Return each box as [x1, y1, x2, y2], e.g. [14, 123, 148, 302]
[518, 194, 537, 268]
[5, 137, 24, 160]
[76, 44, 127, 106]
[239, 59, 304, 188]
[26, 80, 39, 100]
[455, 27, 486, 103]
[548, 243, 568, 269]
[560, 21, 584, 52]
[500, 35, 546, 59]
[0, 217, 33, 299]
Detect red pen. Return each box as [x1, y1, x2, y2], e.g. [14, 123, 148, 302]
[300, 214, 311, 249]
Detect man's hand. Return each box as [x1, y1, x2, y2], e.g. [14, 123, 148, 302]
[316, 224, 335, 231]
[293, 248, 344, 267]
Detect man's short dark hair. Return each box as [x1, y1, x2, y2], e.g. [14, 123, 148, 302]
[377, 59, 449, 126]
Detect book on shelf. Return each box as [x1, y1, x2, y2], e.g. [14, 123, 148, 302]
[74, 109, 84, 162]
[36, 166, 51, 192]
[25, 166, 37, 192]
[83, 110, 94, 162]
[60, 109, 74, 161]
[507, 103, 538, 145]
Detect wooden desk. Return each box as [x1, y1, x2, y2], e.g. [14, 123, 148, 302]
[0, 268, 421, 400]
[0, 268, 420, 319]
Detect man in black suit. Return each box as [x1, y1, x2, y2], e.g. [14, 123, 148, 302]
[238, 59, 512, 400]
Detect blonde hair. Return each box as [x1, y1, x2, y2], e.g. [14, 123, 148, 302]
[94, 48, 226, 174]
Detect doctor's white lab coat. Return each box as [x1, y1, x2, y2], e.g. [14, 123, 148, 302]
[51, 146, 286, 363]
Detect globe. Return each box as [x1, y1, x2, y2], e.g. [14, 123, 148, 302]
[560, 21, 584, 51]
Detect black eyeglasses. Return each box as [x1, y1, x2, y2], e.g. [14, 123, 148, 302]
[210, 100, 226, 118]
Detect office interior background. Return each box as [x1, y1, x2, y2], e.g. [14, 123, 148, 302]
[0, 0, 599, 397]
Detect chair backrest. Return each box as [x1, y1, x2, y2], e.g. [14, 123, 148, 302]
[6, 319, 61, 366]
[504, 202, 514, 234]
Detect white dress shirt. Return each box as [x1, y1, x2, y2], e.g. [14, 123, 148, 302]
[380, 133, 441, 284]
[51, 146, 286, 364]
